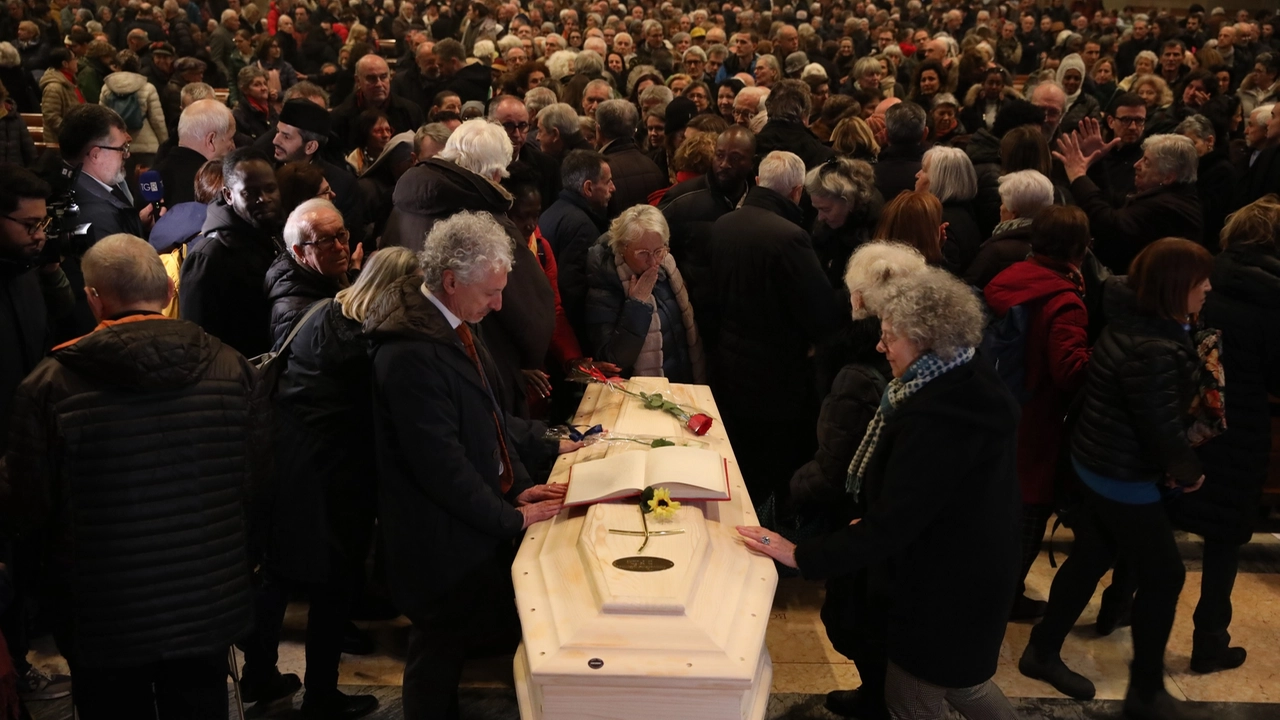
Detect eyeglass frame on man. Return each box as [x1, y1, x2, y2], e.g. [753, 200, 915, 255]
[2, 214, 53, 237]
[300, 228, 351, 248]
[96, 142, 132, 158]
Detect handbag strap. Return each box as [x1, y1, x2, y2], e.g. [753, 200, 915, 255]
[275, 300, 329, 359]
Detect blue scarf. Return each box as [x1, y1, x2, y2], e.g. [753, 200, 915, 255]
[846, 348, 976, 500]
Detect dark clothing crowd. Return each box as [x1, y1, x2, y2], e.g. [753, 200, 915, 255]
[2, 0, 1280, 719]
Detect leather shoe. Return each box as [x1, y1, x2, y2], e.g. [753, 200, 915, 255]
[1009, 594, 1047, 622]
[824, 688, 889, 719]
[1018, 644, 1096, 700]
[301, 691, 378, 719]
[1190, 646, 1247, 674]
[341, 622, 375, 656]
[1123, 688, 1210, 720]
[1095, 597, 1132, 636]
[240, 671, 301, 706]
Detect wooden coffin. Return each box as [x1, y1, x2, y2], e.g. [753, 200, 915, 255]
[512, 377, 777, 720]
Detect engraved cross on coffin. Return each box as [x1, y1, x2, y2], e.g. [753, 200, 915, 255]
[512, 377, 777, 720]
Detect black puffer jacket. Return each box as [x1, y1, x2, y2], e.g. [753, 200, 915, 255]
[0, 100, 37, 165]
[1071, 294, 1203, 487]
[941, 200, 983, 276]
[810, 191, 884, 289]
[180, 201, 282, 359]
[263, 252, 349, 350]
[1071, 176, 1202, 273]
[789, 363, 887, 517]
[755, 118, 835, 169]
[3, 316, 258, 668]
[1169, 246, 1280, 543]
[963, 218, 1033, 289]
[538, 189, 609, 336]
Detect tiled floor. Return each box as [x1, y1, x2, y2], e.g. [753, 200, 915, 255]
[26, 530, 1280, 718]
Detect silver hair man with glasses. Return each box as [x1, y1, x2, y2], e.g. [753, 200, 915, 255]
[264, 198, 361, 348]
[367, 210, 565, 719]
[59, 104, 148, 245]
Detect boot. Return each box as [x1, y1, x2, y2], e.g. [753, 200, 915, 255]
[1095, 593, 1132, 636]
[824, 687, 889, 719]
[1009, 594, 1047, 622]
[1018, 643, 1096, 700]
[1190, 633, 1247, 674]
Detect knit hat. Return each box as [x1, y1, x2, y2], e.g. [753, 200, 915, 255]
[150, 42, 175, 57]
[279, 98, 332, 136]
[690, 27, 706, 38]
[173, 56, 206, 73]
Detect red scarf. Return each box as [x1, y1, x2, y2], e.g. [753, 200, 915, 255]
[62, 69, 85, 103]
[247, 95, 271, 116]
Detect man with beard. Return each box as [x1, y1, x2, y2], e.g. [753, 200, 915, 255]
[180, 147, 284, 358]
[658, 126, 756, 339]
[59, 105, 150, 245]
[0, 166, 74, 704]
[1082, 94, 1148, 207]
[273, 99, 369, 253]
[391, 41, 444, 117]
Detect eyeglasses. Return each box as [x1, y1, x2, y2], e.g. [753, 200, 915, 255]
[301, 229, 350, 248]
[502, 121, 530, 133]
[1113, 116, 1146, 126]
[633, 247, 667, 263]
[2, 215, 52, 236]
[96, 142, 131, 157]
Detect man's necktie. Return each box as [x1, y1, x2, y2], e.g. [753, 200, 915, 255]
[455, 323, 514, 493]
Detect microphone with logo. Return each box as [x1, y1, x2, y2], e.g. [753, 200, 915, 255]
[139, 169, 165, 212]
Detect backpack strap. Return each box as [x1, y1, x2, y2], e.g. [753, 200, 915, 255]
[276, 299, 329, 359]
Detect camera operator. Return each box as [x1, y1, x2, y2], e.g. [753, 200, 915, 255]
[58, 104, 156, 246]
[1, 164, 74, 703]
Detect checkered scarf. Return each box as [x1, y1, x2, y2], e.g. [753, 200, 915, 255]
[846, 348, 976, 500]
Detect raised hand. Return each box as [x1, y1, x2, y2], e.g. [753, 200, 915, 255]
[1074, 116, 1119, 159]
[628, 265, 659, 301]
[1052, 132, 1102, 182]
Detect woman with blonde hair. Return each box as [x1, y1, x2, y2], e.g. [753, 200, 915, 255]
[830, 115, 879, 161]
[1118, 50, 1158, 90]
[246, 246, 423, 719]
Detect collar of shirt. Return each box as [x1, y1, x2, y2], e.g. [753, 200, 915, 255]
[421, 283, 463, 330]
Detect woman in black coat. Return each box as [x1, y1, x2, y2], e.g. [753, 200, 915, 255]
[915, 145, 984, 274]
[1021, 239, 1214, 720]
[741, 267, 1021, 720]
[1168, 197, 1280, 672]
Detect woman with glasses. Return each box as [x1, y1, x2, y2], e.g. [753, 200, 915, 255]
[584, 204, 705, 383]
[264, 198, 363, 349]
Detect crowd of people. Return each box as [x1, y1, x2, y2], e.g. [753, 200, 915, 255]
[1, 0, 1280, 718]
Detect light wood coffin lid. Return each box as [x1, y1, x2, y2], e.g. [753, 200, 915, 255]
[512, 377, 778, 691]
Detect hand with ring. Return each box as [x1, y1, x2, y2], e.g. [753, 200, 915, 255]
[736, 525, 798, 568]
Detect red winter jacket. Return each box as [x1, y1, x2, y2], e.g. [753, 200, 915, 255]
[984, 259, 1091, 504]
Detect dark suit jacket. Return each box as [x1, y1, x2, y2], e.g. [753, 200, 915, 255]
[873, 143, 924, 202]
[74, 172, 144, 246]
[153, 145, 210, 206]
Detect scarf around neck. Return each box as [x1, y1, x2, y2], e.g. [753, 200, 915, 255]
[846, 347, 976, 500]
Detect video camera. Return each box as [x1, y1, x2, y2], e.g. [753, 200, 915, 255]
[36, 163, 93, 266]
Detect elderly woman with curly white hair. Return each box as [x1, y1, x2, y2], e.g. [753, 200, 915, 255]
[583, 204, 706, 383]
[740, 267, 1022, 720]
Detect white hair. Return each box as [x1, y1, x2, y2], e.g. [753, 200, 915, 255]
[546, 49, 577, 79]
[420, 211, 514, 293]
[284, 198, 341, 253]
[497, 35, 523, 53]
[83, 233, 170, 306]
[1250, 104, 1275, 128]
[438, 118, 514, 180]
[921, 146, 978, 203]
[606, 204, 669, 256]
[537, 102, 581, 136]
[220, 8, 237, 23]
[877, 266, 984, 361]
[177, 99, 234, 145]
[757, 151, 805, 195]
[800, 63, 828, 81]
[1141, 134, 1198, 185]
[472, 39, 496, 61]
[843, 242, 928, 319]
[584, 36, 607, 55]
[997, 170, 1054, 218]
[524, 87, 558, 117]
[639, 83, 674, 106]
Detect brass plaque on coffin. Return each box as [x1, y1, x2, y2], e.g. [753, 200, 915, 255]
[611, 556, 675, 572]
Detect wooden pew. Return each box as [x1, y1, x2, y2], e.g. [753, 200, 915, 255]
[213, 87, 230, 104]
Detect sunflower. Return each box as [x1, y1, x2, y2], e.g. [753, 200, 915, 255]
[646, 488, 681, 520]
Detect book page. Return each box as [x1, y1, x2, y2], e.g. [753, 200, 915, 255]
[643, 446, 728, 501]
[564, 451, 648, 506]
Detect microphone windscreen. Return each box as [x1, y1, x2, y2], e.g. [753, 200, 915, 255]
[139, 170, 165, 205]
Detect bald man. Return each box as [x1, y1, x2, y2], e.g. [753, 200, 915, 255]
[330, 54, 425, 154]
